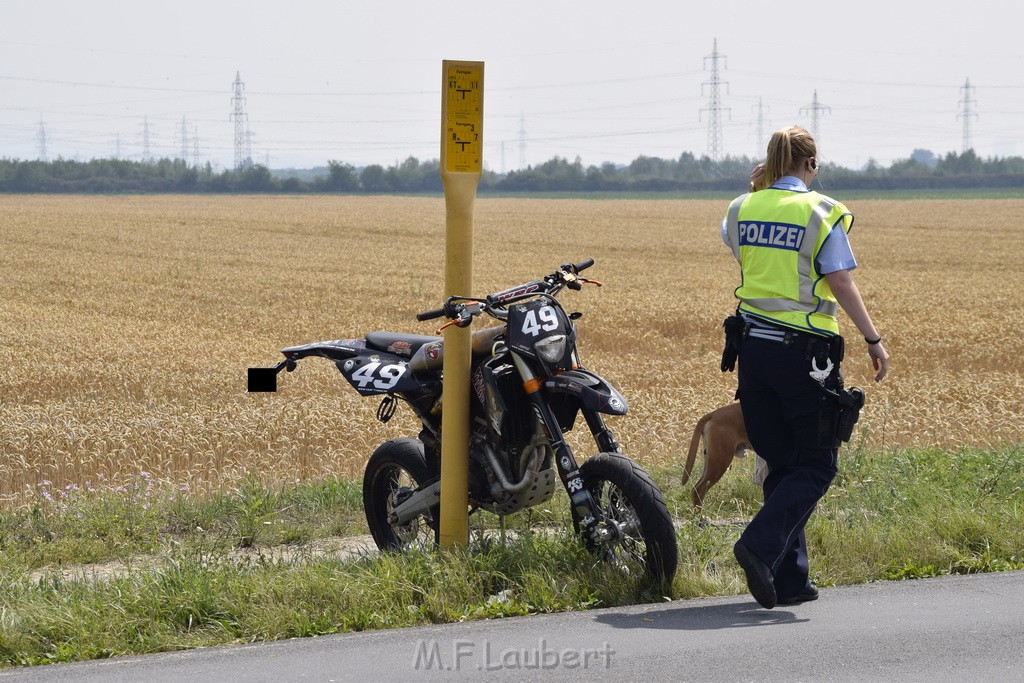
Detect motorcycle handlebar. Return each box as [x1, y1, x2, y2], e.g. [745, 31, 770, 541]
[418, 258, 595, 324]
[416, 307, 447, 322]
[573, 258, 595, 273]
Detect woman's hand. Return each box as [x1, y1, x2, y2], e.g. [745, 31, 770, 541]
[868, 341, 890, 382]
[749, 162, 766, 191]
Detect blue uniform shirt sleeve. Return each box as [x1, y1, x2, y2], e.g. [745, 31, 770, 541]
[817, 226, 857, 274]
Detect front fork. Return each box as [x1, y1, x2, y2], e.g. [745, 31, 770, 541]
[583, 408, 621, 454]
[510, 355, 618, 545]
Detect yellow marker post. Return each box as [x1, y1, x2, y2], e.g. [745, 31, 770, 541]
[439, 60, 483, 549]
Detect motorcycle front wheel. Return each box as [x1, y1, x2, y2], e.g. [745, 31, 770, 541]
[572, 452, 678, 585]
[363, 438, 438, 552]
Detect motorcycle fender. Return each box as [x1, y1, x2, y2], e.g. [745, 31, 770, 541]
[543, 369, 628, 415]
[281, 338, 365, 362]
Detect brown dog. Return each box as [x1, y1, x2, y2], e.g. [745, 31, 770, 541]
[682, 402, 763, 508]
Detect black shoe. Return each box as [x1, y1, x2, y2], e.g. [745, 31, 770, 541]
[733, 541, 777, 609]
[777, 585, 819, 605]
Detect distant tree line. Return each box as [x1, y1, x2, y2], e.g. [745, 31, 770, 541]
[1, 149, 1021, 194]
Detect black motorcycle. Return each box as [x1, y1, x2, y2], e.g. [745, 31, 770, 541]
[248, 259, 677, 583]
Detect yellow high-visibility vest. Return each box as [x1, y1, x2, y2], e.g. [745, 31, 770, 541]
[724, 189, 853, 335]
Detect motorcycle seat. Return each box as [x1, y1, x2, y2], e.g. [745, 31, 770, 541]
[365, 332, 442, 358]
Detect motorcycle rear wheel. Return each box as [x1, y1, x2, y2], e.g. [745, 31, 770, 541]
[573, 452, 678, 585]
[363, 438, 439, 552]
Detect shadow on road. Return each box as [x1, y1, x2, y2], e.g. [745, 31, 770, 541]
[593, 600, 809, 630]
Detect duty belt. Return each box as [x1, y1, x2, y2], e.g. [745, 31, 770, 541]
[743, 323, 832, 354]
[721, 314, 844, 373]
[744, 326, 787, 342]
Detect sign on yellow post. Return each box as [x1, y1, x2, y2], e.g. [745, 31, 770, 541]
[444, 63, 483, 174]
[438, 60, 483, 549]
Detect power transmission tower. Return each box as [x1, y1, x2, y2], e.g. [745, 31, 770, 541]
[517, 113, 527, 170]
[957, 78, 977, 153]
[700, 38, 730, 162]
[753, 97, 769, 155]
[141, 115, 153, 163]
[192, 125, 200, 167]
[180, 115, 190, 164]
[231, 71, 251, 170]
[114, 133, 121, 160]
[245, 127, 255, 167]
[800, 90, 831, 145]
[36, 117, 47, 161]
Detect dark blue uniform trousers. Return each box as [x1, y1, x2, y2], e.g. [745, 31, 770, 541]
[736, 334, 839, 600]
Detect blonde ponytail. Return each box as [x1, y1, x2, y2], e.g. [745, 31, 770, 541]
[754, 125, 817, 191]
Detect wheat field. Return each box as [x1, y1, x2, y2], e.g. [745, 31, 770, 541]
[2, 194, 1022, 506]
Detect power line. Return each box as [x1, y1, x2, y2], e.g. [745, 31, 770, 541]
[6, 53, 1020, 168]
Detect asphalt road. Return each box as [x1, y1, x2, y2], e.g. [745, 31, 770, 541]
[4, 571, 1024, 682]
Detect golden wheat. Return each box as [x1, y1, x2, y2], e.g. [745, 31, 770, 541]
[2, 194, 1022, 506]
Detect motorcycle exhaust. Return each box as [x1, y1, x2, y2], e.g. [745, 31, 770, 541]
[481, 440, 544, 496]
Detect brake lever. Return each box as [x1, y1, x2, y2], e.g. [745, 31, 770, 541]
[435, 302, 484, 334]
[436, 314, 475, 334]
[435, 318, 460, 334]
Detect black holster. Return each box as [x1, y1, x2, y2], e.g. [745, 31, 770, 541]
[721, 314, 745, 372]
[834, 386, 865, 443]
[808, 335, 864, 446]
[815, 385, 865, 446]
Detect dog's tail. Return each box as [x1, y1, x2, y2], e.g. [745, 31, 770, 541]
[681, 409, 714, 486]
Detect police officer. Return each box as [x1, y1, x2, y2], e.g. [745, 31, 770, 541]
[722, 125, 890, 609]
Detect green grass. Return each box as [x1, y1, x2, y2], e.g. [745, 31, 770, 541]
[0, 474, 366, 570]
[0, 534, 648, 668]
[2, 444, 1023, 668]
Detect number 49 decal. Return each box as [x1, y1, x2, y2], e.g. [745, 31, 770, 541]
[521, 306, 559, 337]
[349, 361, 407, 391]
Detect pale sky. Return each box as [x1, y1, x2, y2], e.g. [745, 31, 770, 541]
[2, 1, 1021, 172]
